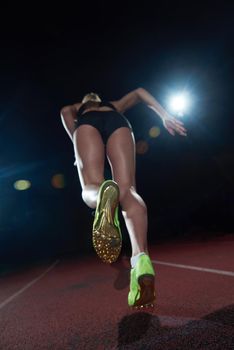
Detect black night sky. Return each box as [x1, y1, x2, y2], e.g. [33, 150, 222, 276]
[0, 2, 234, 263]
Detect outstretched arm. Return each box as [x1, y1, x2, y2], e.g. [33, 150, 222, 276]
[112, 87, 187, 136]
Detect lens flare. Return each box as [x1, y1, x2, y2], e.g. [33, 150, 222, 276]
[149, 126, 160, 138]
[14, 180, 31, 191]
[51, 174, 66, 189]
[136, 140, 149, 155]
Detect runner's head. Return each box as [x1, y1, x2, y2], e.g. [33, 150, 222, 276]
[82, 92, 102, 104]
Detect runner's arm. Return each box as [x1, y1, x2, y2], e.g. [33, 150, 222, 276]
[112, 88, 187, 136]
[60, 105, 77, 142]
[111, 87, 168, 118]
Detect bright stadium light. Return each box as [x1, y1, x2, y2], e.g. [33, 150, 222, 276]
[169, 92, 190, 117]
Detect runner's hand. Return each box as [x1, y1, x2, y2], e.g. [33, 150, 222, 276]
[161, 112, 187, 136]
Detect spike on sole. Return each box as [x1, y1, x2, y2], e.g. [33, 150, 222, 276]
[92, 180, 122, 264]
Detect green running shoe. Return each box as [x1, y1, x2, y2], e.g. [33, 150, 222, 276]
[92, 180, 122, 264]
[128, 254, 156, 308]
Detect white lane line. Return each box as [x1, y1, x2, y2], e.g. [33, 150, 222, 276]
[0, 260, 60, 310]
[152, 260, 234, 277]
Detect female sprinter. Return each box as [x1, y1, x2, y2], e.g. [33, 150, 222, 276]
[60, 88, 187, 308]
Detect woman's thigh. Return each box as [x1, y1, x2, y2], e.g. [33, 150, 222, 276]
[73, 125, 105, 189]
[106, 127, 136, 188]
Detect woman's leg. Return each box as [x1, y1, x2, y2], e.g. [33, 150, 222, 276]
[73, 125, 105, 208]
[106, 127, 149, 258]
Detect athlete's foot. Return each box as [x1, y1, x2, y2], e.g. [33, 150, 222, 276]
[92, 180, 122, 264]
[128, 254, 156, 309]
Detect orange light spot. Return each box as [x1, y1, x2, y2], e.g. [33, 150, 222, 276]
[51, 174, 66, 189]
[136, 140, 149, 155]
[149, 126, 160, 138]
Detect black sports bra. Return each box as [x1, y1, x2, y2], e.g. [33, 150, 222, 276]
[77, 101, 117, 118]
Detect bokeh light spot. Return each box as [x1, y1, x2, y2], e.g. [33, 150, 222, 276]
[136, 140, 149, 155]
[51, 174, 66, 189]
[149, 126, 161, 138]
[14, 180, 31, 191]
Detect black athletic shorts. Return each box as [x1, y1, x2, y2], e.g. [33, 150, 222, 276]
[74, 110, 133, 145]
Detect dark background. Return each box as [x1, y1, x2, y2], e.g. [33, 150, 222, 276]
[0, 1, 234, 263]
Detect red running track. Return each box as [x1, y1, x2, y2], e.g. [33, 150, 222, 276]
[0, 234, 234, 349]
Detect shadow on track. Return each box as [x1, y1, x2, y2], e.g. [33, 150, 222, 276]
[117, 304, 234, 349]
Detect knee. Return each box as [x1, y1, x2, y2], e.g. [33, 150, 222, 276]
[118, 184, 147, 215]
[118, 184, 131, 203]
[81, 182, 102, 209]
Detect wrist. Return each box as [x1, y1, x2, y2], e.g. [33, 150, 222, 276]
[148, 104, 166, 120]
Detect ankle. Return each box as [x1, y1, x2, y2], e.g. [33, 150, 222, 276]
[130, 252, 146, 268]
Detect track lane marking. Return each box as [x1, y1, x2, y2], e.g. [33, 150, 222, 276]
[152, 260, 234, 276]
[0, 260, 59, 310]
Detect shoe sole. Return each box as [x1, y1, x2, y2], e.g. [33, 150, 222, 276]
[92, 180, 121, 264]
[131, 274, 156, 309]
